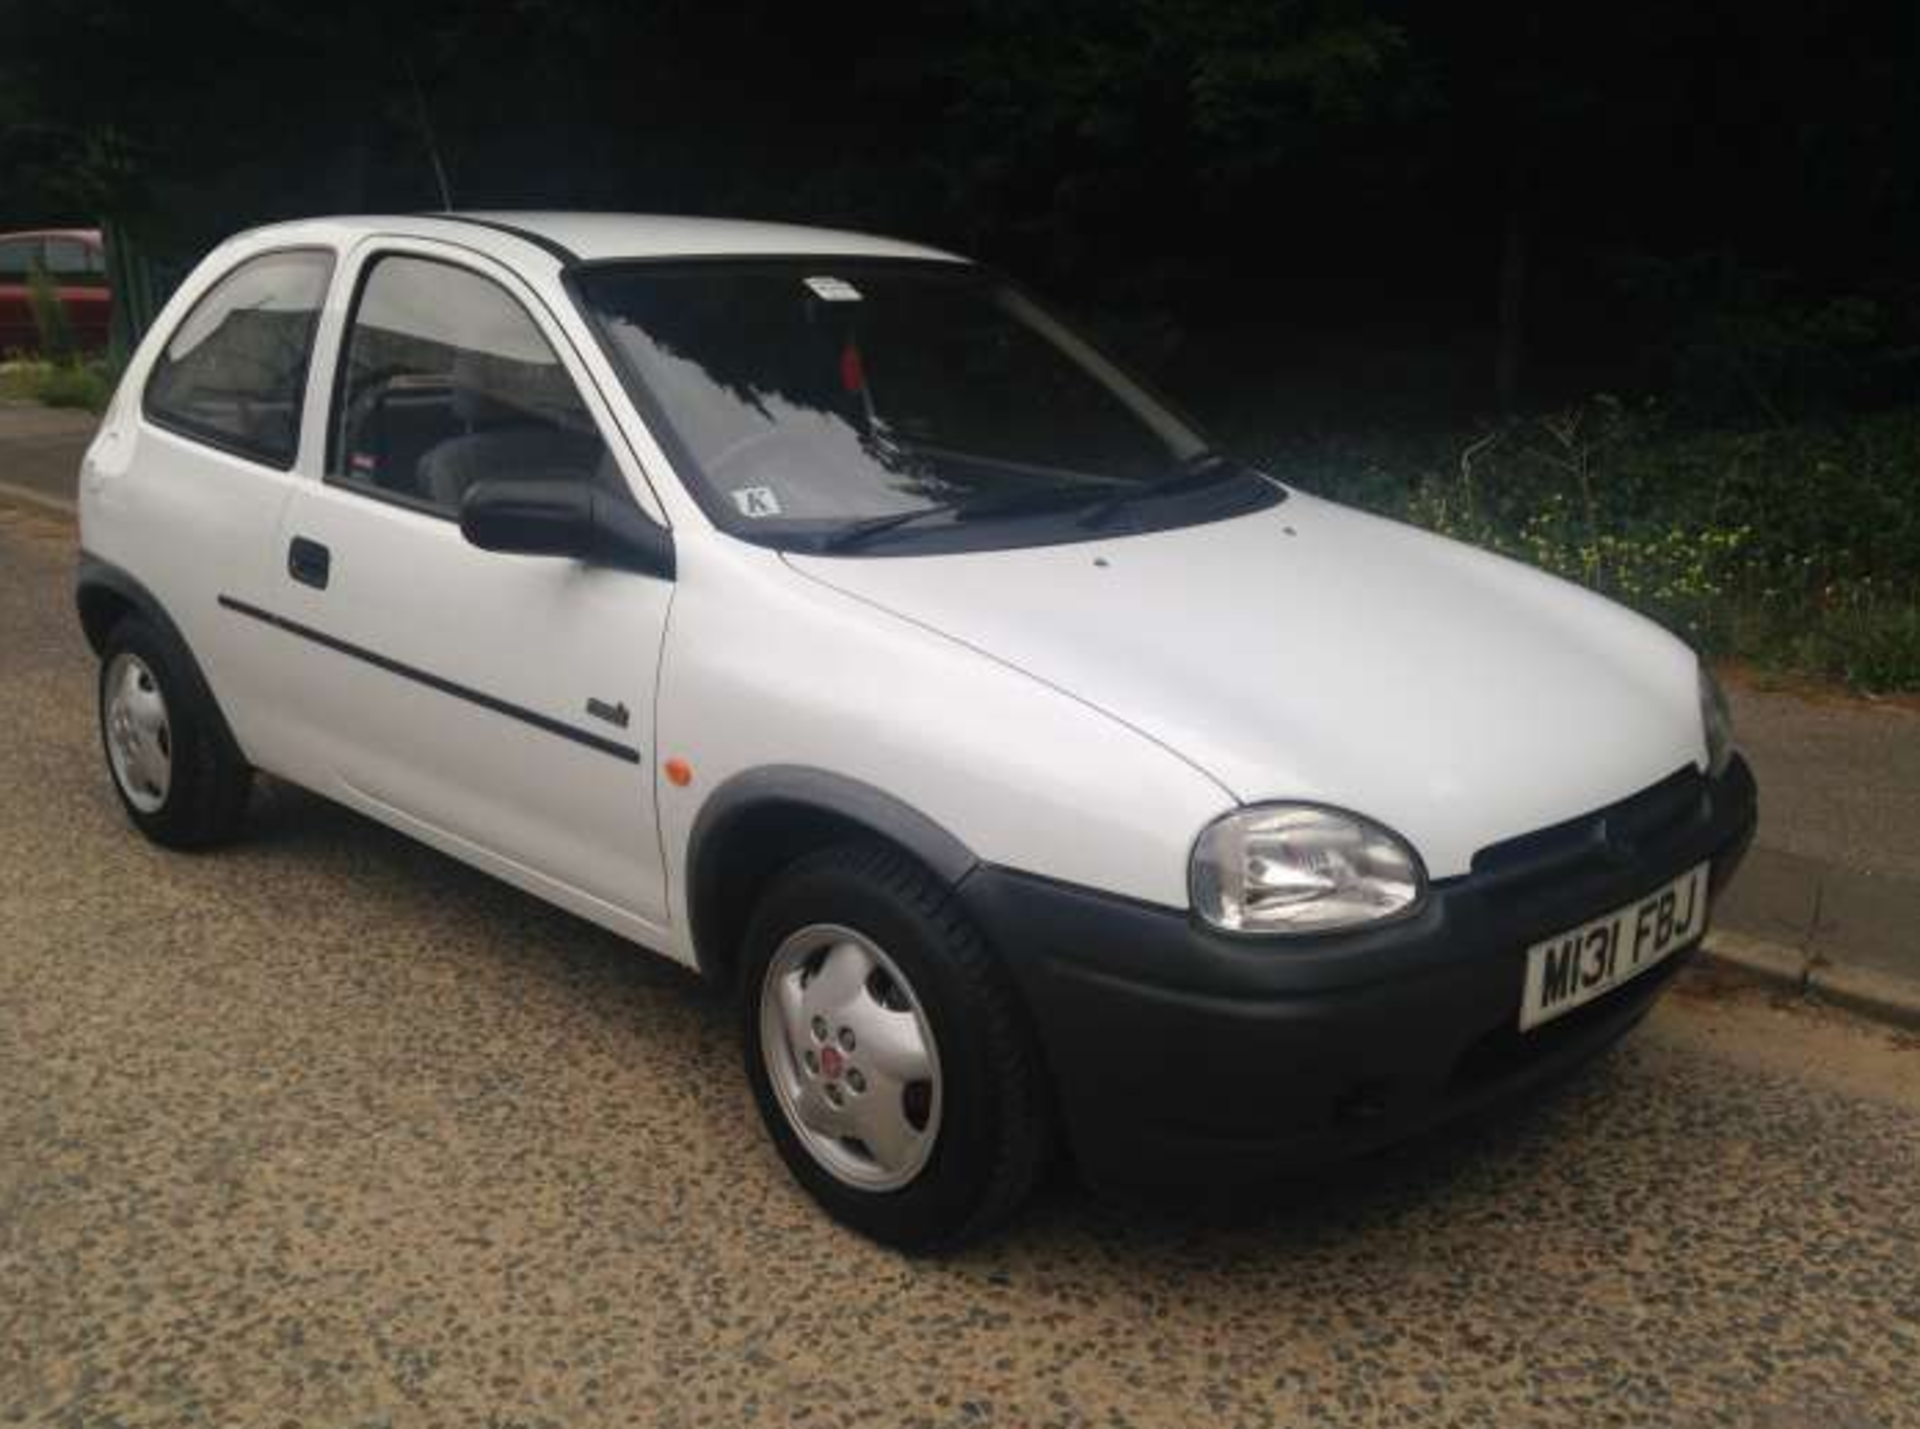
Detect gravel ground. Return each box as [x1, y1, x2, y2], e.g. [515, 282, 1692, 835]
[2, 505, 1918, 1429]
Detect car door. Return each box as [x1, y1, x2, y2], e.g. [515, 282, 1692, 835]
[0, 236, 38, 351]
[262, 241, 674, 935]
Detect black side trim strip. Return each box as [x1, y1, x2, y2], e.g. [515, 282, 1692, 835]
[416, 213, 582, 266]
[217, 595, 641, 764]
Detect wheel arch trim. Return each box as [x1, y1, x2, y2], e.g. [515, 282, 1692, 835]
[76, 551, 183, 655]
[76, 550, 247, 760]
[684, 766, 980, 983]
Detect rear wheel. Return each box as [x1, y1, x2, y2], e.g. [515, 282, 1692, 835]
[740, 841, 1051, 1250]
[97, 615, 251, 849]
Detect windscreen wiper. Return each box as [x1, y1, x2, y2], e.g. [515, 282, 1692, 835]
[818, 503, 961, 552]
[819, 486, 1114, 553]
[1076, 451, 1249, 531]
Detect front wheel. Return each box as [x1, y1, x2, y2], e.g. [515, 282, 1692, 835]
[740, 841, 1051, 1250]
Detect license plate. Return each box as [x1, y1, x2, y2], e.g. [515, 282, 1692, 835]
[1519, 863, 1709, 1031]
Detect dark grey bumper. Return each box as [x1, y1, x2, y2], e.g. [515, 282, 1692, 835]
[958, 757, 1759, 1190]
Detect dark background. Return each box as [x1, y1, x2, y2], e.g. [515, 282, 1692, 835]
[4, 0, 1916, 433]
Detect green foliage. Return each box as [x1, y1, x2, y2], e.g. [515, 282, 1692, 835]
[944, 0, 1413, 273]
[0, 357, 115, 413]
[24, 260, 76, 363]
[1614, 252, 1911, 420]
[1770, 580, 1920, 691]
[1254, 398, 1920, 693]
[0, 362, 36, 404]
[34, 360, 113, 411]
[4, 3, 1916, 432]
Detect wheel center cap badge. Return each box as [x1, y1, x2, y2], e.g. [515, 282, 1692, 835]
[820, 1045, 845, 1079]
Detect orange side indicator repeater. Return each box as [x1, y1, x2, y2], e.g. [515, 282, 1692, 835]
[663, 757, 694, 788]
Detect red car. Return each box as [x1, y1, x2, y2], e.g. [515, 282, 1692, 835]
[0, 228, 111, 355]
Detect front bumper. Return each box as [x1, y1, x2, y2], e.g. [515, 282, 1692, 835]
[959, 756, 1758, 1190]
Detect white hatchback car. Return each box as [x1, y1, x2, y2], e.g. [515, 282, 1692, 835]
[77, 213, 1755, 1247]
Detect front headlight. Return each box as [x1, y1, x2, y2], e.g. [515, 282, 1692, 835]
[1190, 804, 1425, 935]
[1699, 662, 1735, 777]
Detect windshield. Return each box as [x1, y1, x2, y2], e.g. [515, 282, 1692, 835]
[572, 259, 1278, 553]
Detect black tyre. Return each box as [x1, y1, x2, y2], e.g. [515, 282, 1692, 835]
[740, 840, 1052, 1250]
[98, 614, 252, 849]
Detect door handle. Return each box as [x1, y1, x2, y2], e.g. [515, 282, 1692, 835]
[288, 536, 331, 590]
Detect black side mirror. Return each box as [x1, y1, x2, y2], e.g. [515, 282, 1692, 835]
[460, 478, 675, 579]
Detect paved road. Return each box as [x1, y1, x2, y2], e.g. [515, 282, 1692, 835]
[4, 502, 1920, 1425]
[0, 403, 97, 512]
[1717, 684, 1920, 987]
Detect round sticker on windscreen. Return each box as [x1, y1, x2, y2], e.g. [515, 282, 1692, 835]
[731, 486, 784, 518]
[804, 276, 862, 302]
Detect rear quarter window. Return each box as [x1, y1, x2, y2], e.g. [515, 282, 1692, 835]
[144, 249, 335, 469]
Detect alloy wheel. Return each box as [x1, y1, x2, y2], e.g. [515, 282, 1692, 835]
[758, 923, 943, 1191]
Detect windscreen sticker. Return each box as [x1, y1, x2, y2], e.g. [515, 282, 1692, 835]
[731, 486, 784, 518]
[804, 275, 862, 302]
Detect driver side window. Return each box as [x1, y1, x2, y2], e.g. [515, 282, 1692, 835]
[332, 254, 613, 515]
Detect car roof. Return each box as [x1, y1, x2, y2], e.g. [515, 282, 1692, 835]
[462, 211, 963, 265]
[233, 212, 965, 267]
[0, 228, 102, 243]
